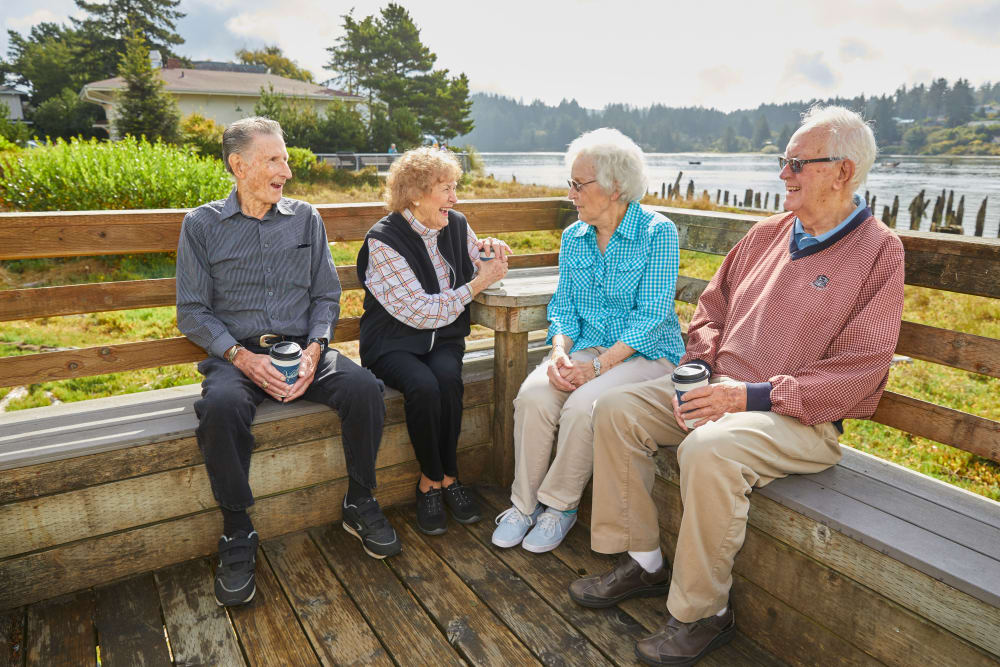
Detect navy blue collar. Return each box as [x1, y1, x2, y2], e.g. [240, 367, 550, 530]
[788, 207, 871, 260]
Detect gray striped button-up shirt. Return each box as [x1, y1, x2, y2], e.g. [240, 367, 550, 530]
[176, 188, 340, 359]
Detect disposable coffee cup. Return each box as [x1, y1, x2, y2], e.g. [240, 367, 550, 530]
[671, 363, 710, 428]
[479, 250, 503, 289]
[269, 341, 302, 385]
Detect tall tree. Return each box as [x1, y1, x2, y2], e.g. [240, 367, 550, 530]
[752, 114, 771, 148]
[71, 0, 185, 81]
[737, 115, 753, 138]
[236, 46, 314, 82]
[776, 123, 794, 151]
[945, 78, 974, 127]
[873, 95, 899, 146]
[113, 27, 179, 141]
[2, 23, 95, 105]
[926, 78, 949, 120]
[326, 3, 472, 142]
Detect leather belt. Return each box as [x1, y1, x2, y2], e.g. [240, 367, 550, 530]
[242, 334, 305, 349]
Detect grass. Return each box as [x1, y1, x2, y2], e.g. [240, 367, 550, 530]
[1, 176, 997, 500]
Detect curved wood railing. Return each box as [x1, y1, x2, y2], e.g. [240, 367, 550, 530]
[1, 198, 998, 463]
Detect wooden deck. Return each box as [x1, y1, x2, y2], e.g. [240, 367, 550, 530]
[1, 487, 783, 667]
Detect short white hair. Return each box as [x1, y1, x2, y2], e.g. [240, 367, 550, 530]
[798, 105, 877, 191]
[565, 128, 648, 203]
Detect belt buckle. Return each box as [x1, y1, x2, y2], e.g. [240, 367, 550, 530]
[259, 334, 281, 348]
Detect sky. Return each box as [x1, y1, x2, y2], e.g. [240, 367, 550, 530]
[4, 0, 1000, 112]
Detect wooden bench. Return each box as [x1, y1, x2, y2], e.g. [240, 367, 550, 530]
[1, 199, 999, 664]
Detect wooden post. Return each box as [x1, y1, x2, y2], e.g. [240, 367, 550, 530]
[754, 192, 761, 208]
[673, 171, 683, 199]
[891, 195, 899, 227]
[975, 197, 987, 237]
[716, 189, 721, 204]
[491, 331, 528, 487]
[661, 182, 666, 199]
[744, 188, 753, 208]
[686, 179, 695, 200]
[882, 205, 891, 224]
[955, 195, 965, 231]
[870, 195, 877, 213]
[724, 191, 729, 205]
[931, 196, 944, 231]
[946, 190, 954, 219]
[865, 190, 870, 204]
[764, 192, 770, 209]
[775, 195, 781, 210]
[702, 189, 711, 202]
[908, 190, 927, 230]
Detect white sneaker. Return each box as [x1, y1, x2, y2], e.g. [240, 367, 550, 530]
[491, 504, 544, 548]
[522, 508, 577, 553]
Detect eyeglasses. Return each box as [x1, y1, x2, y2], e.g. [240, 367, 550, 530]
[567, 178, 597, 192]
[778, 156, 845, 173]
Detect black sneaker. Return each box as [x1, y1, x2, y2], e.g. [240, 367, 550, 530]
[415, 485, 447, 535]
[443, 480, 482, 524]
[214, 530, 259, 607]
[342, 495, 401, 559]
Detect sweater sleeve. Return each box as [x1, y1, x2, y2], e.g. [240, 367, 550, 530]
[768, 237, 905, 425]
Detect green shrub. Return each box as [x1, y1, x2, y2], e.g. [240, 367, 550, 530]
[179, 113, 224, 160]
[0, 135, 232, 211]
[287, 146, 320, 180]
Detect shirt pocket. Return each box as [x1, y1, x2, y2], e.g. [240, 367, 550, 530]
[564, 253, 598, 312]
[275, 244, 312, 289]
[609, 253, 646, 309]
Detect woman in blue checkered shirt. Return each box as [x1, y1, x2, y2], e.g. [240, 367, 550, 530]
[492, 128, 686, 553]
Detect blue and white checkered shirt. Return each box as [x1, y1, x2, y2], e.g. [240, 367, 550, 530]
[546, 202, 685, 363]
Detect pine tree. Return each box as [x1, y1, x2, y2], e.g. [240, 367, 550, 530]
[752, 114, 771, 149]
[945, 79, 974, 127]
[113, 27, 179, 141]
[72, 0, 185, 80]
[777, 124, 794, 151]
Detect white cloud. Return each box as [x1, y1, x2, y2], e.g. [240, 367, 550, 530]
[7, 9, 61, 31]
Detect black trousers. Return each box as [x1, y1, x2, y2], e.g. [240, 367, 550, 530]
[194, 347, 385, 511]
[369, 340, 464, 482]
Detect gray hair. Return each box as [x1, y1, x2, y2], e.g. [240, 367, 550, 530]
[222, 117, 284, 174]
[565, 128, 648, 203]
[798, 105, 877, 191]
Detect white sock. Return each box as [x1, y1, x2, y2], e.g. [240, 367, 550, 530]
[716, 606, 728, 617]
[627, 548, 664, 573]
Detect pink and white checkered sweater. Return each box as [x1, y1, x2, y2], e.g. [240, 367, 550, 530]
[681, 211, 905, 426]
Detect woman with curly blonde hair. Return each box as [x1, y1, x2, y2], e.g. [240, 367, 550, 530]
[357, 147, 510, 535]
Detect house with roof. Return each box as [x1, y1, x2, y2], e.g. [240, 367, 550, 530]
[0, 86, 27, 122]
[79, 58, 361, 137]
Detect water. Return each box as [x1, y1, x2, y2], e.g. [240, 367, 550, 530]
[480, 152, 1000, 237]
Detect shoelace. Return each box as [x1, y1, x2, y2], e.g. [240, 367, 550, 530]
[447, 483, 472, 508]
[421, 488, 445, 515]
[534, 511, 561, 536]
[495, 506, 529, 527]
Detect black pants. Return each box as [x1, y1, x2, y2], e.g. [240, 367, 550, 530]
[194, 347, 385, 511]
[369, 341, 464, 482]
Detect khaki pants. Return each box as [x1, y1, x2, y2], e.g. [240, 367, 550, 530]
[589, 375, 841, 623]
[510, 347, 675, 514]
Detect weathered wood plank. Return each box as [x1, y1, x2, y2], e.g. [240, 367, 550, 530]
[0, 279, 176, 322]
[0, 446, 488, 610]
[871, 391, 1000, 463]
[0, 408, 489, 558]
[0, 607, 24, 667]
[94, 575, 171, 667]
[262, 532, 390, 666]
[895, 320, 1000, 378]
[491, 331, 527, 487]
[25, 592, 96, 667]
[0, 318, 361, 388]
[898, 231, 1000, 299]
[309, 524, 463, 666]
[0, 199, 565, 260]
[394, 504, 612, 666]
[383, 510, 540, 666]
[0, 371, 492, 499]
[154, 559, 246, 667]
[227, 552, 318, 667]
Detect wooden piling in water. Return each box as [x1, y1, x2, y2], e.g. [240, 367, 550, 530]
[891, 195, 899, 228]
[754, 192, 761, 208]
[716, 189, 721, 203]
[908, 190, 928, 230]
[870, 195, 877, 213]
[775, 195, 780, 210]
[764, 192, 769, 208]
[975, 197, 987, 237]
[686, 179, 695, 200]
[744, 188, 753, 207]
[883, 205, 891, 224]
[956, 195, 965, 229]
[931, 196, 944, 230]
[724, 191, 729, 205]
[661, 182, 666, 199]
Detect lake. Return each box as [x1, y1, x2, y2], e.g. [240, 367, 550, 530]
[479, 152, 1000, 237]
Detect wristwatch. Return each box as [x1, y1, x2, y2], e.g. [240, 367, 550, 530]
[308, 337, 329, 354]
[592, 357, 602, 377]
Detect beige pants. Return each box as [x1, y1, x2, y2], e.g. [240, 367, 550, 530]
[589, 375, 841, 623]
[509, 347, 675, 515]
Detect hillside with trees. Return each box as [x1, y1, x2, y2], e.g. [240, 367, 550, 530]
[459, 79, 1000, 155]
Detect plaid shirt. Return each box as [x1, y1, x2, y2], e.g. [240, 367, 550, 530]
[363, 208, 480, 330]
[547, 202, 685, 363]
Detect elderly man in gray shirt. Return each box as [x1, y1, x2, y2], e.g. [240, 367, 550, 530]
[176, 117, 399, 607]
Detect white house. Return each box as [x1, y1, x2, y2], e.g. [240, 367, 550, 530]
[80, 60, 361, 136]
[0, 86, 26, 121]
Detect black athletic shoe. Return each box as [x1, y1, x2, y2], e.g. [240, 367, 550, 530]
[443, 480, 482, 524]
[342, 495, 402, 559]
[415, 485, 448, 535]
[214, 530, 259, 607]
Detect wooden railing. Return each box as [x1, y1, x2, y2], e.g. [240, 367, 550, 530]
[1, 198, 998, 463]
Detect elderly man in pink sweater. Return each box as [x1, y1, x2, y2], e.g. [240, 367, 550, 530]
[569, 105, 905, 666]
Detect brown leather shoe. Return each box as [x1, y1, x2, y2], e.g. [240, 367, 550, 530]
[635, 607, 735, 666]
[568, 555, 669, 608]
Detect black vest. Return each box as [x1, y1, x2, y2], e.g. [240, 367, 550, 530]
[357, 210, 474, 366]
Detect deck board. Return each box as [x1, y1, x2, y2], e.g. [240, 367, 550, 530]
[154, 559, 246, 667]
[15, 487, 788, 666]
[94, 575, 171, 667]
